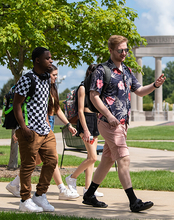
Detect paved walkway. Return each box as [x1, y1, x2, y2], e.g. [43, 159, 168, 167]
[1, 121, 174, 219]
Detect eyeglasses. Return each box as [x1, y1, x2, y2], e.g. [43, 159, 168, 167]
[116, 48, 129, 54]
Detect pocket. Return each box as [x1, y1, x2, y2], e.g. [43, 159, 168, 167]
[27, 130, 35, 143]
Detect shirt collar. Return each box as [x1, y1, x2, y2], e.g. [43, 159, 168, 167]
[107, 58, 127, 72]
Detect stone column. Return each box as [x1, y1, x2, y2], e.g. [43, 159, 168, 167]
[155, 57, 163, 112]
[136, 57, 143, 112]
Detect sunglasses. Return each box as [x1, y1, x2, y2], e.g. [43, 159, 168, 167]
[116, 48, 129, 54]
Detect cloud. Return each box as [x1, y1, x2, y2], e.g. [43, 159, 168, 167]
[135, 0, 174, 35]
[0, 65, 13, 89]
[162, 63, 166, 70]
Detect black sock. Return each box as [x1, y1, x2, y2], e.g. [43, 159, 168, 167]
[35, 192, 40, 197]
[85, 181, 99, 197]
[125, 187, 137, 205]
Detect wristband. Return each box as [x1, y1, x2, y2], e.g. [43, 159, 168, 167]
[153, 82, 160, 88]
[66, 122, 71, 128]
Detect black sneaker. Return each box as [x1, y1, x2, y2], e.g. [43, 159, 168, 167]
[82, 193, 108, 208]
[130, 199, 154, 212]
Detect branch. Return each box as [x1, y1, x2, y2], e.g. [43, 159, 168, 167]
[6, 50, 16, 76]
[18, 45, 24, 74]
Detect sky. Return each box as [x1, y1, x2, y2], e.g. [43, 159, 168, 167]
[1, 0, 174, 93]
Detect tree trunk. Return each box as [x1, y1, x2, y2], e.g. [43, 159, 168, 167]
[8, 129, 18, 169]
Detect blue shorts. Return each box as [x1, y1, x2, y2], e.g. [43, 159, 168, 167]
[48, 115, 55, 131]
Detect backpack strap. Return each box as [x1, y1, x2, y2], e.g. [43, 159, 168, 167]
[21, 73, 36, 125]
[99, 62, 111, 96]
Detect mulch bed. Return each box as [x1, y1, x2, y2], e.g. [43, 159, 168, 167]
[0, 165, 76, 178]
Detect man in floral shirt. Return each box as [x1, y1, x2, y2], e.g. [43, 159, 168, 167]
[82, 35, 166, 212]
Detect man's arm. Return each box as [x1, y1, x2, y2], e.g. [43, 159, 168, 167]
[90, 91, 120, 127]
[13, 93, 32, 139]
[134, 74, 166, 97]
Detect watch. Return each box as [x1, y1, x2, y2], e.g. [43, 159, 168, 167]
[153, 82, 160, 88]
[66, 122, 71, 128]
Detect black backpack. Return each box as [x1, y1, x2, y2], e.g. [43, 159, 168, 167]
[84, 62, 111, 113]
[1, 73, 36, 129]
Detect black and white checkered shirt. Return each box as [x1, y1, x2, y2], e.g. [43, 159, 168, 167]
[15, 70, 51, 135]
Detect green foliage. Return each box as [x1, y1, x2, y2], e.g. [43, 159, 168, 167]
[165, 90, 174, 104]
[142, 65, 155, 100]
[162, 61, 174, 100]
[0, 78, 15, 108]
[59, 100, 65, 113]
[143, 95, 153, 104]
[0, 0, 146, 83]
[143, 103, 153, 111]
[59, 88, 70, 101]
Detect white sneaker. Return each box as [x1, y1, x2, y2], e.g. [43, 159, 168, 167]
[6, 182, 20, 197]
[19, 198, 43, 212]
[83, 187, 104, 197]
[32, 193, 54, 212]
[65, 175, 78, 193]
[59, 188, 79, 200]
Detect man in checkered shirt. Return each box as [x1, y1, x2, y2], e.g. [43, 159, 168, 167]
[13, 47, 57, 212]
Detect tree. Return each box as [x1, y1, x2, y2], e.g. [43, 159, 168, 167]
[162, 61, 174, 100]
[142, 65, 155, 101]
[59, 88, 71, 101]
[0, 0, 146, 168]
[0, 78, 15, 109]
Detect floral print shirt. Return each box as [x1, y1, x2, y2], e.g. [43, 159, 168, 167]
[90, 58, 141, 124]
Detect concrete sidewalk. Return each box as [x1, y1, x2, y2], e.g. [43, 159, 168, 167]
[1, 182, 174, 219]
[1, 120, 174, 219]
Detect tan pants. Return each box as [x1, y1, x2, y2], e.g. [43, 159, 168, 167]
[16, 129, 57, 200]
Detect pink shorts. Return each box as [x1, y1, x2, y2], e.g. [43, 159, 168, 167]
[98, 119, 129, 161]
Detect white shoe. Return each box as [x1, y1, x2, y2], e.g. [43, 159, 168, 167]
[59, 188, 79, 200]
[83, 187, 104, 197]
[65, 175, 78, 193]
[19, 198, 43, 212]
[32, 193, 54, 212]
[6, 182, 20, 197]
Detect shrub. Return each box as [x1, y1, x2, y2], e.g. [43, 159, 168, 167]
[143, 95, 153, 104]
[143, 103, 153, 111]
[59, 100, 65, 113]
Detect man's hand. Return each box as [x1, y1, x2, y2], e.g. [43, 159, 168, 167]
[107, 114, 120, 127]
[154, 74, 166, 88]
[21, 127, 33, 141]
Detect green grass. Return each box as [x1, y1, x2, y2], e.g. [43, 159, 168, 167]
[1, 170, 174, 192]
[0, 126, 12, 139]
[127, 126, 174, 140]
[0, 212, 100, 220]
[0, 145, 100, 167]
[1, 125, 174, 140]
[0, 125, 63, 139]
[127, 141, 174, 151]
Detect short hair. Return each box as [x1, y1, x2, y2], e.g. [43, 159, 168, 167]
[108, 35, 128, 50]
[32, 47, 49, 63]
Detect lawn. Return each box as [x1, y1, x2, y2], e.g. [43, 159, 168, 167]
[127, 125, 174, 140]
[1, 125, 174, 140]
[0, 212, 99, 220]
